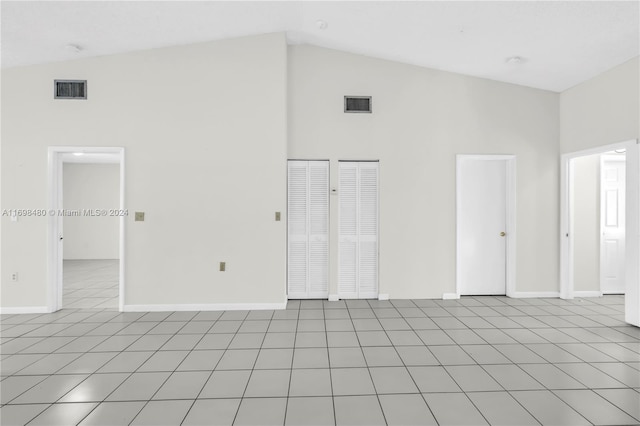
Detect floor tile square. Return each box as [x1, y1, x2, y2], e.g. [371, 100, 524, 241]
[289, 368, 332, 397]
[293, 347, 330, 368]
[334, 395, 386, 426]
[331, 367, 376, 395]
[595, 388, 640, 420]
[285, 396, 334, 426]
[415, 330, 456, 345]
[327, 332, 360, 347]
[262, 332, 296, 349]
[329, 347, 367, 368]
[362, 346, 403, 367]
[396, 346, 439, 366]
[511, 390, 589, 425]
[460, 344, 512, 364]
[1, 375, 47, 404]
[255, 348, 294, 369]
[295, 332, 327, 348]
[520, 364, 587, 389]
[97, 351, 153, 373]
[228, 333, 265, 349]
[557, 362, 627, 388]
[356, 331, 392, 346]
[234, 397, 287, 426]
[369, 366, 419, 394]
[429, 345, 476, 365]
[195, 333, 234, 350]
[244, 369, 290, 397]
[238, 320, 269, 333]
[215, 349, 258, 370]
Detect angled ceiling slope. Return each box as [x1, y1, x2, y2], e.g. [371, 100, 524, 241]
[1, 1, 639, 92]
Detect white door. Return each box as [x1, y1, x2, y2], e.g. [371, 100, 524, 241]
[601, 154, 626, 294]
[288, 160, 329, 299]
[339, 161, 379, 299]
[458, 158, 507, 295]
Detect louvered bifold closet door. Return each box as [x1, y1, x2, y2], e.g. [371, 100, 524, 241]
[288, 161, 329, 299]
[339, 162, 379, 299]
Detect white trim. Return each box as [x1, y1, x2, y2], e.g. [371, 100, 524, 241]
[378, 293, 389, 301]
[511, 291, 560, 298]
[442, 293, 460, 300]
[573, 291, 603, 298]
[48, 146, 125, 313]
[123, 302, 287, 312]
[328, 294, 339, 302]
[560, 139, 638, 304]
[456, 155, 516, 298]
[0, 306, 50, 315]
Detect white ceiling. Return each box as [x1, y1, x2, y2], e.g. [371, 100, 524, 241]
[2, 1, 639, 92]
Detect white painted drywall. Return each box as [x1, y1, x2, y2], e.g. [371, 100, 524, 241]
[288, 45, 560, 298]
[1, 33, 288, 308]
[560, 57, 639, 153]
[572, 155, 600, 292]
[63, 164, 120, 260]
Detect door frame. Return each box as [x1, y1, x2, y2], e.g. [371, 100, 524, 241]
[600, 153, 627, 294]
[560, 139, 638, 305]
[455, 155, 517, 298]
[47, 146, 125, 312]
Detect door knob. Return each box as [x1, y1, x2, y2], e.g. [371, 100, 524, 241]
[500, 232, 506, 237]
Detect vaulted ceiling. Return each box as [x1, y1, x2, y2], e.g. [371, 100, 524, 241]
[2, 1, 638, 92]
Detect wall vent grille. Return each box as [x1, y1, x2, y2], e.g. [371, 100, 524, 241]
[54, 80, 87, 99]
[344, 96, 372, 113]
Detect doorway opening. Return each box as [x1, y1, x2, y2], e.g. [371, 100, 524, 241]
[48, 147, 125, 312]
[560, 139, 640, 327]
[456, 155, 516, 298]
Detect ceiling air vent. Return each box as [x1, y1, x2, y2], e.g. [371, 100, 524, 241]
[54, 80, 87, 99]
[344, 96, 372, 113]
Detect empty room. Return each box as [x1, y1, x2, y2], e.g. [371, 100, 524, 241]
[1, 1, 639, 425]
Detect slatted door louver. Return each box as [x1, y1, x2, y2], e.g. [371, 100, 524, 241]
[288, 161, 329, 299]
[339, 162, 379, 299]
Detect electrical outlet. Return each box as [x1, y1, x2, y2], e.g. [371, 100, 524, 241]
[219, 262, 226, 272]
[11, 272, 18, 281]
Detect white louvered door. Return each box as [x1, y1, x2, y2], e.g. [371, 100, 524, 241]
[288, 161, 329, 299]
[339, 162, 379, 299]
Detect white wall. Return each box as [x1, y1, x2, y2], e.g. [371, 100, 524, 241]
[572, 155, 600, 292]
[1, 33, 288, 309]
[63, 163, 120, 260]
[288, 45, 560, 298]
[560, 57, 639, 153]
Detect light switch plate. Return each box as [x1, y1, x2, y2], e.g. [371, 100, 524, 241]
[220, 262, 226, 272]
[275, 212, 281, 221]
[135, 212, 145, 221]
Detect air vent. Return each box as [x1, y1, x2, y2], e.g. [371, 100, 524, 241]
[344, 96, 372, 113]
[54, 80, 87, 99]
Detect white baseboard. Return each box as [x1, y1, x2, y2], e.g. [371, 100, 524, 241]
[123, 302, 287, 312]
[0, 306, 50, 315]
[511, 291, 560, 298]
[573, 291, 603, 298]
[378, 294, 390, 301]
[328, 294, 339, 302]
[442, 293, 460, 300]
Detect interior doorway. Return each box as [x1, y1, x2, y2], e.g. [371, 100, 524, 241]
[48, 147, 125, 312]
[456, 155, 516, 297]
[560, 139, 640, 327]
[600, 153, 626, 294]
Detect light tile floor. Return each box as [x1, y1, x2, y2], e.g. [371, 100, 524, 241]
[63, 260, 119, 309]
[1, 295, 639, 425]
